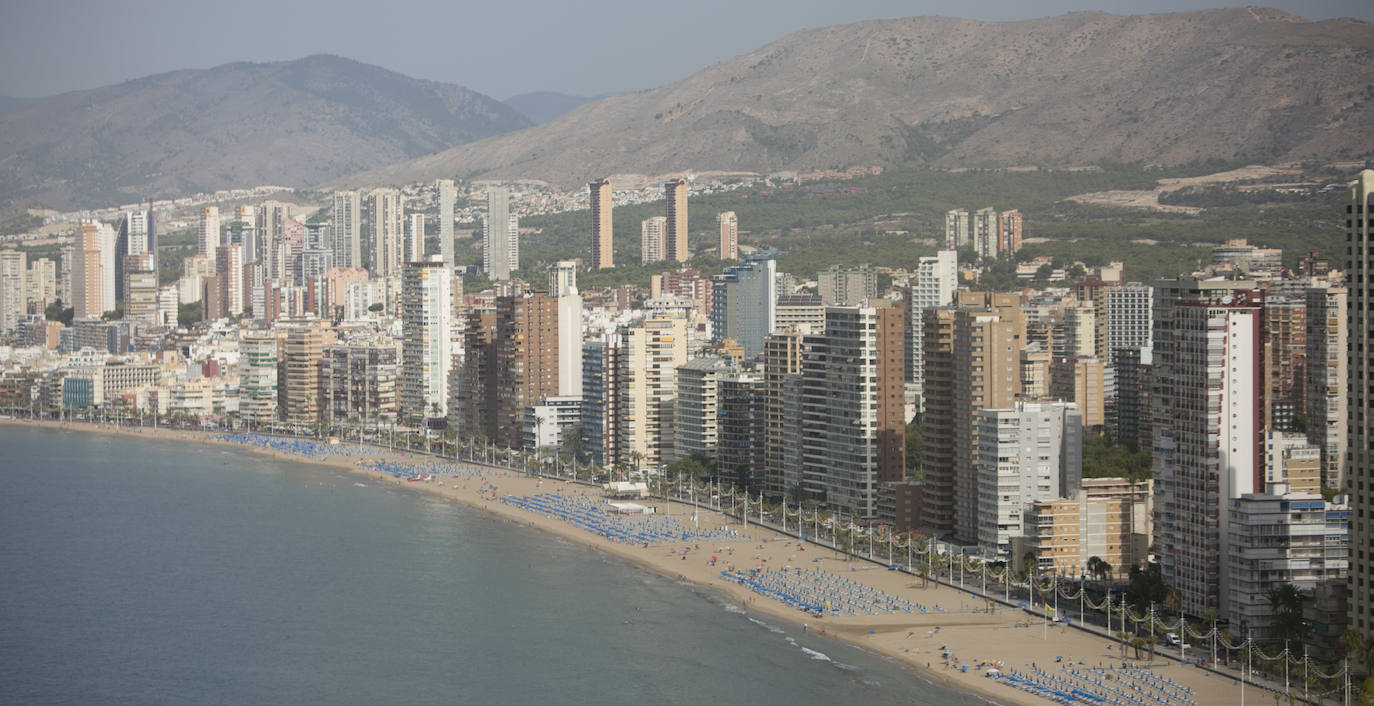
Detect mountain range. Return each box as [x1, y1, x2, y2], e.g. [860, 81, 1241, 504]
[0, 55, 530, 209]
[6, 8, 1374, 211]
[342, 8, 1374, 190]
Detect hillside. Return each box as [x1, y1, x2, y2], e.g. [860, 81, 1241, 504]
[0, 55, 531, 209]
[340, 8, 1374, 189]
[504, 91, 602, 124]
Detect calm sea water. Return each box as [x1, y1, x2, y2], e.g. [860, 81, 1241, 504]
[0, 426, 983, 705]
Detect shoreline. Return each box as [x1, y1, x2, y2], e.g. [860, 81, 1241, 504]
[3, 418, 1251, 706]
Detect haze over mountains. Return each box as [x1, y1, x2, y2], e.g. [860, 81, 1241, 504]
[503, 92, 602, 125]
[0, 55, 530, 210]
[347, 7, 1374, 189]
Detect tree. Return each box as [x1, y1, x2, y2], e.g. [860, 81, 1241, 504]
[1088, 555, 1113, 583]
[1125, 562, 1168, 611]
[1266, 584, 1308, 648]
[45, 300, 73, 325]
[904, 421, 924, 479]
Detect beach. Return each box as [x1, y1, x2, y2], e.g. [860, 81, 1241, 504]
[2, 418, 1256, 706]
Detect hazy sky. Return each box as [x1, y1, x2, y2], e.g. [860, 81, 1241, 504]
[1, 0, 1370, 100]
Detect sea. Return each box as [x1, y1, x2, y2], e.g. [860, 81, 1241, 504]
[0, 425, 986, 705]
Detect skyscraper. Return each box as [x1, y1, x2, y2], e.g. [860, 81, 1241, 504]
[0, 251, 26, 335]
[331, 191, 361, 270]
[920, 292, 1024, 541]
[281, 321, 327, 423]
[549, 261, 583, 398]
[199, 207, 220, 268]
[910, 250, 957, 409]
[622, 315, 690, 469]
[369, 187, 405, 277]
[406, 213, 426, 264]
[216, 244, 245, 317]
[998, 209, 1023, 256]
[710, 255, 776, 357]
[798, 303, 907, 519]
[945, 209, 970, 250]
[717, 211, 738, 260]
[458, 291, 560, 447]
[1152, 277, 1264, 617]
[590, 178, 613, 269]
[72, 221, 105, 320]
[437, 179, 456, 269]
[973, 207, 998, 259]
[240, 334, 279, 423]
[257, 200, 288, 279]
[401, 258, 452, 422]
[484, 187, 518, 280]
[1345, 168, 1373, 637]
[641, 216, 666, 264]
[1305, 282, 1346, 489]
[664, 178, 689, 262]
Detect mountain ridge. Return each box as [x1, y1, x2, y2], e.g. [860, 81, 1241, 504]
[337, 8, 1374, 190]
[0, 54, 531, 209]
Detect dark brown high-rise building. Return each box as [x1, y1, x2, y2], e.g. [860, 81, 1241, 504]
[590, 178, 613, 269]
[459, 292, 561, 448]
[664, 178, 689, 262]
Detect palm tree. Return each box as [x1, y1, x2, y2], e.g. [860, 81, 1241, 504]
[1267, 584, 1308, 650]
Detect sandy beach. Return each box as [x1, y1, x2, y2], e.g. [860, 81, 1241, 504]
[4, 418, 1261, 706]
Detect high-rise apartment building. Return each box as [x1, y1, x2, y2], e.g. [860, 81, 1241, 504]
[674, 356, 731, 462]
[710, 255, 776, 357]
[1345, 168, 1374, 637]
[798, 304, 906, 520]
[590, 178, 613, 269]
[817, 264, 877, 307]
[369, 188, 406, 278]
[622, 315, 690, 469]
[973, 207, 999, 259]
[641, 216, 666, 264]
[580, 338, 624, 468]
[281, 321, 327, 423]
[717, 371, 765, 490]
[717, 211, 738, 260]
[72, 221, 105, 321]
[1264, 293, 1307, 430]
[483, 186, 519, 281]
[457, 292, 560, 448]
[1152, 277, 1264, 617]
[1305, 283, 1347, 489]
[0, 251, 26, 335]
[240, 334, 279, 423]
[998, 209, 1023, 256]
[664, 178, 689, 262]
[405, 213, 425, 265]
[215, 243, 244, 317]
[762, 331, 805, 498]
[920, 292, 1024, 542]
[549, 262, 583, 398]
[437, 179, 456, 268]
[975, 401, 1083, 558]
[257, 200, 288, 279]
[910, 251, 958, 409]
[945, 209, 970, 250]
[199, 207, 220, 269]
[331, 191, 362, 270]
[401, 258, 452, 422]
[322, 345, 398, 423]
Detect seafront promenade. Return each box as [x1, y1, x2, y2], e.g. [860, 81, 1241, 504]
[1, 417, 1311, 706]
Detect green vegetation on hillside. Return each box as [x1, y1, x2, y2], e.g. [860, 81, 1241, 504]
[507, 165, 1346, 289]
